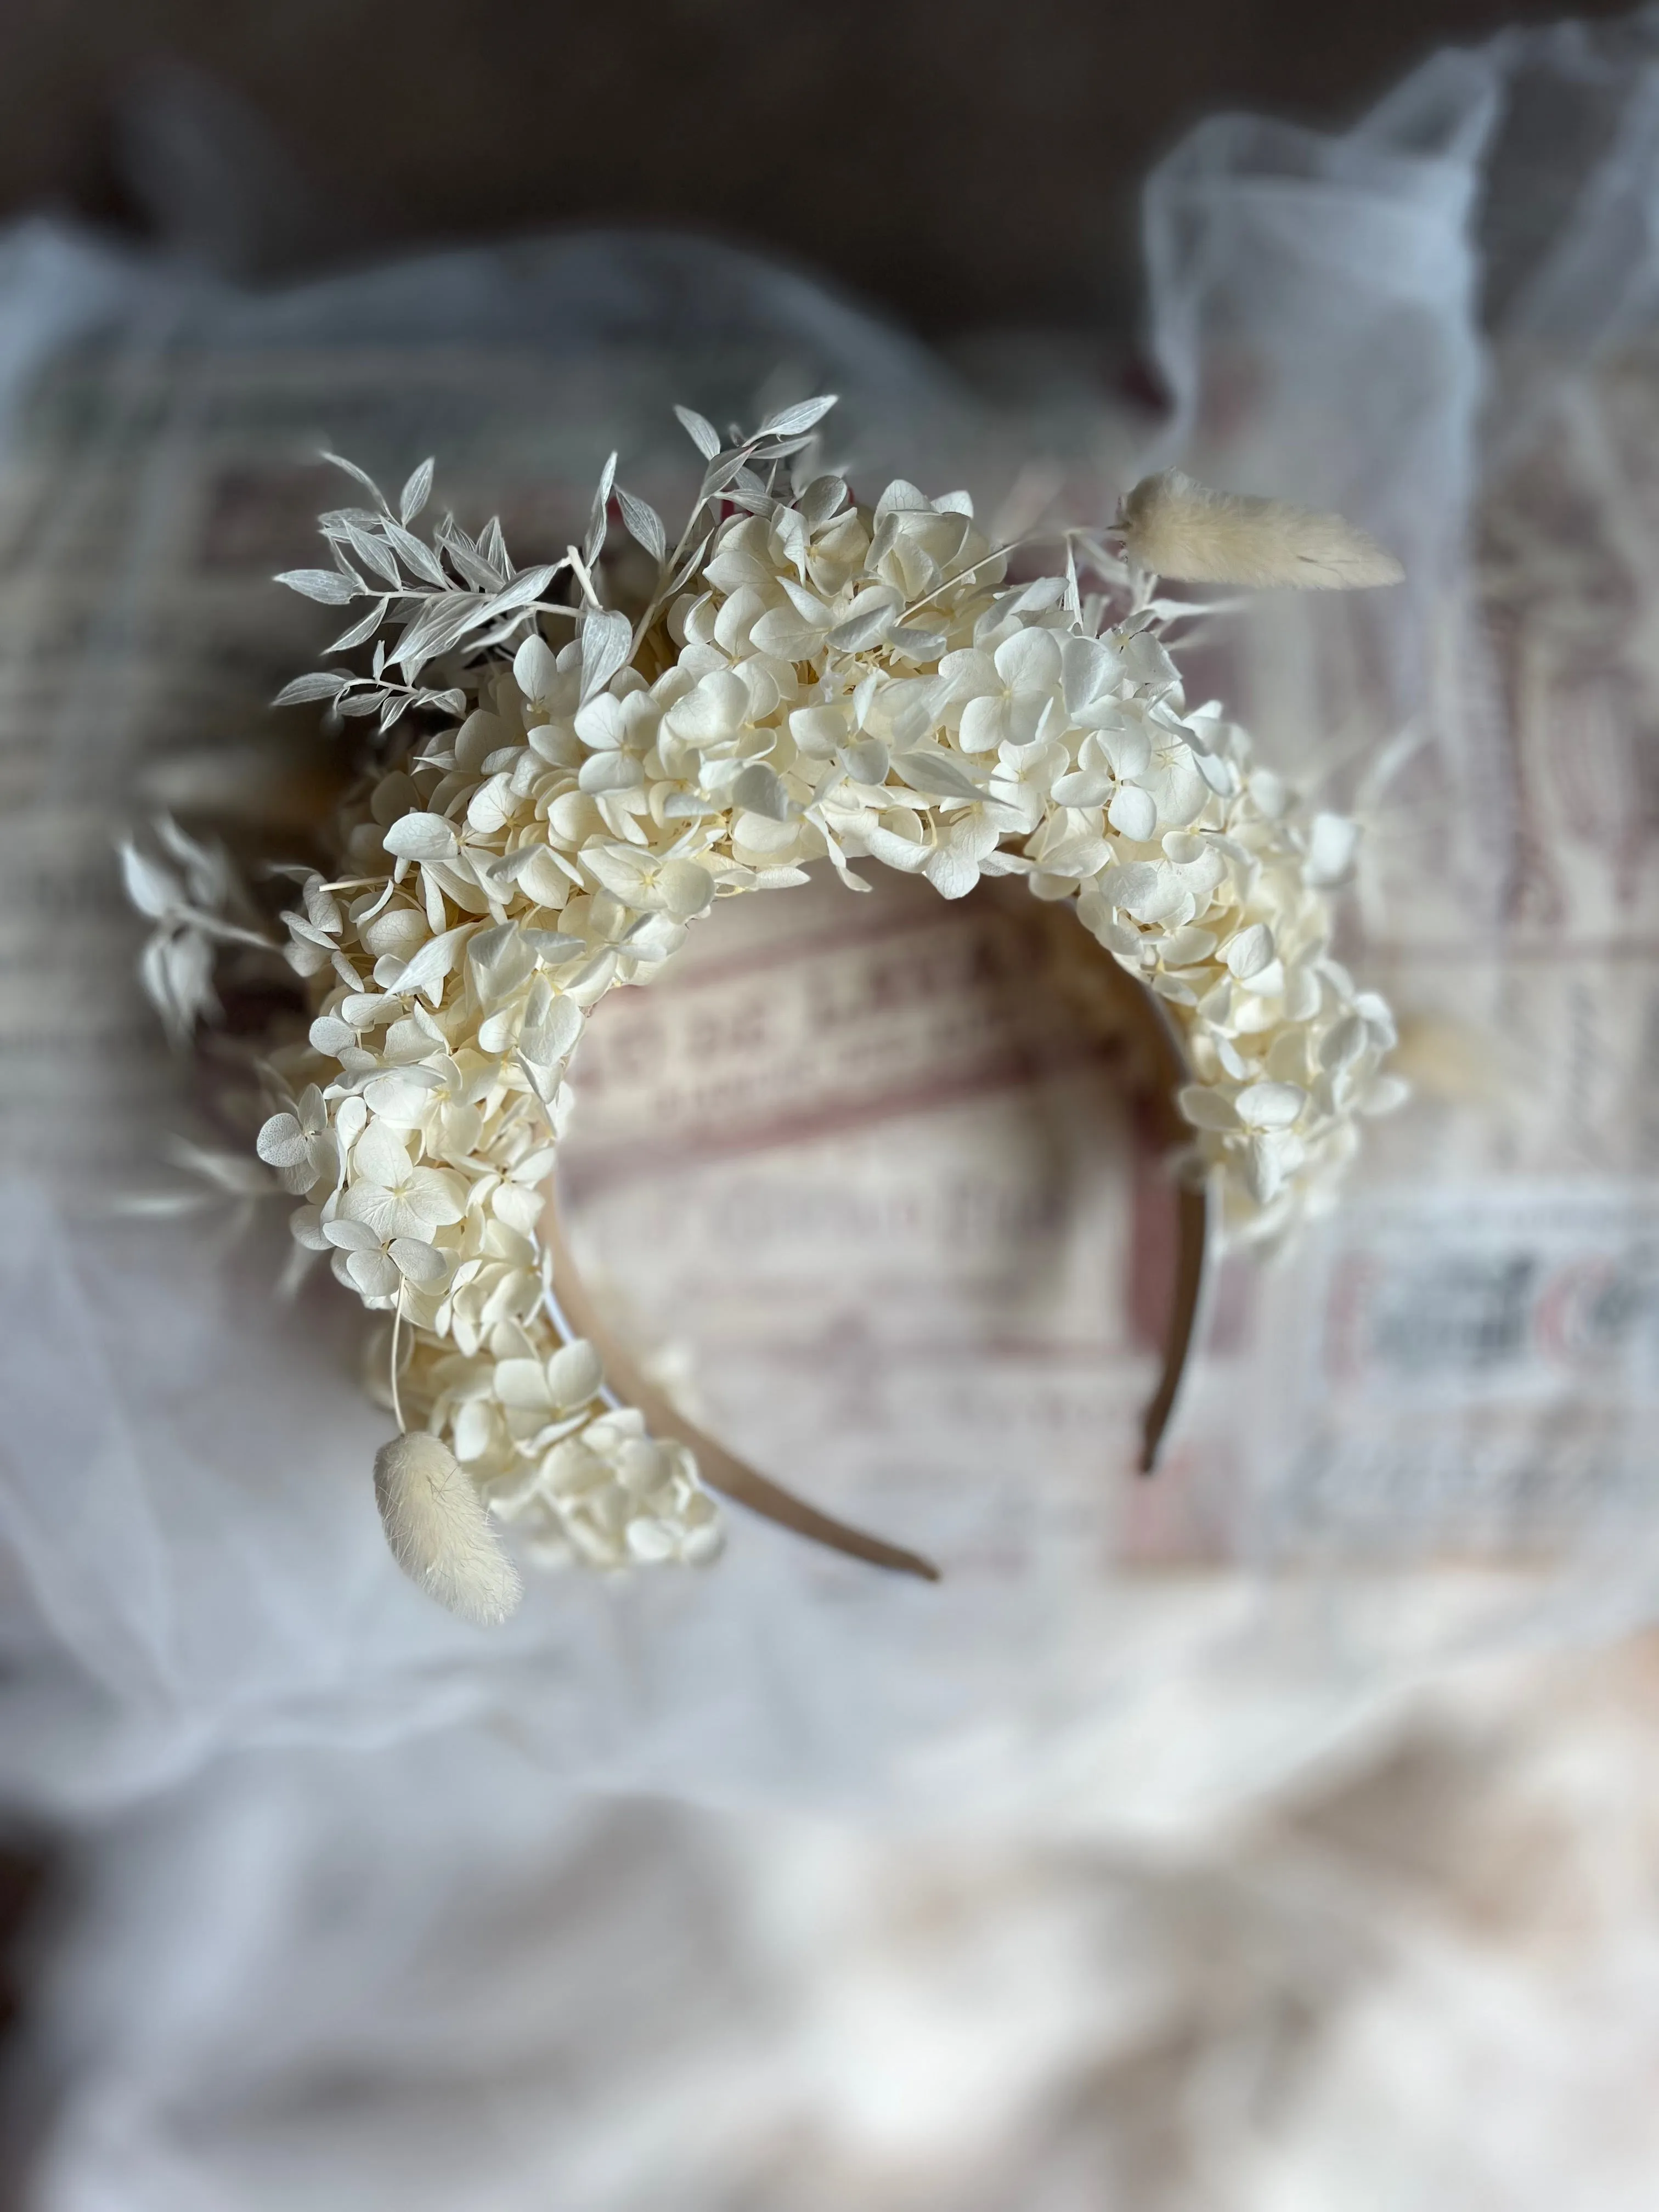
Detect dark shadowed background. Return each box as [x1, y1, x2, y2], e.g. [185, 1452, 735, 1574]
[0, 0, 1635, 325]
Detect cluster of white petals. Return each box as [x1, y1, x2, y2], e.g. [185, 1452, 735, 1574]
[165, 398, 1400, 1607]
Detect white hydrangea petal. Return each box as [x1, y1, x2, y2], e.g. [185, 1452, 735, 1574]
[346, 1248, 402, 1298]
[255, 1112, 309, 1169]
[1145, 751, 1209, 826]
[862, 825, 930, 874]
[1282, 968, 1321, 1022]
[665, 671, 748, 744]
[1361, 1073, 1411, 1116]
[520, 984, 582, 1067]
[494, 1357, 552, 1409]
[731, 764, 791, 820]
[1099, 861, 1160, 913]
[1179, 1085, 1240, 1131]
[984, 634, 1047, 698]
[382, 812, 458, 861]
[452, 1398, 495, 1462]
[1225, 923, 1276, 981]
[790, 704, 851, 754]
[956, 695, 1010, 754]
[1060, 634, 1123, 715]
[924, 844, 981, 900]
[512, 634, 558, 702]
[309, 1014, 356, 1057]
[321, 1216, 379, 1252]
[1321, 1014, 1368, 1071]
[1306, 811, 1360, 884]
[403, 1167, 468, 1227]
[353, 1119, 412, 1187]
[337, 1185, 401, 1241]
[363, 1068, 443, 1125]
[680, 1517, 724, 1566]
[626, 1517, 679, 1563]
[545, 1339, 604, 1410]
[1044, 763, 1104, 805]
[1100, 860, 1188, 924]
[390, 1237, 450, 1285]
[657, 860, 715, 919]
[1235, 1081, 1308, 1130]
[492, 1182, 544, 1237]
[391, 925, 472, 1004]
[1107, 784, 1158, 842]
[1245, 1136, 1286, 1205]
[1095, 722, 1152, 780]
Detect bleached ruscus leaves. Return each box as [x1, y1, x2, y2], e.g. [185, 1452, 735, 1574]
[137, 399, 1402, 1620]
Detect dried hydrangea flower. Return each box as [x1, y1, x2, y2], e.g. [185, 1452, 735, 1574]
[128, 401, 1404, 1621]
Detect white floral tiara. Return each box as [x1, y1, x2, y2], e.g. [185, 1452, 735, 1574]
[125, 396, 1404, 1624]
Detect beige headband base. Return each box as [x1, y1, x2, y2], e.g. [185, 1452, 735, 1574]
[541, 1202, 943, 1582]
[542, 948, 1213, 1575]
[1139, 1175, 1215, 1476]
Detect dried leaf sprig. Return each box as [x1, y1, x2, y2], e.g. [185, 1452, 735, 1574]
[129, 400, 1403, 1621]
[119, 814, 278, 1043]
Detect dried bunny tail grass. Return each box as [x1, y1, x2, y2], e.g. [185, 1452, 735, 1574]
[373, 1432, 523, 1626]
[1118, 470, 1404, 590]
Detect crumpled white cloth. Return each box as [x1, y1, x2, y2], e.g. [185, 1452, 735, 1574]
[21, 1634, 1659, 2212]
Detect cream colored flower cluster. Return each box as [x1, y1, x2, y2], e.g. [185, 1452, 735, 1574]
[222, 402, 1401, 1612]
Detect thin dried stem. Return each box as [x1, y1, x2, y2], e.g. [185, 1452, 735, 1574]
[388, 1295, 407, 1434]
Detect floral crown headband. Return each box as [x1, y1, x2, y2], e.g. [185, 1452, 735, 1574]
[126, 396, 1404, 1624]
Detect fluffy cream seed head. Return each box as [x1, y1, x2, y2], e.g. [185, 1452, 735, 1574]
[1118, 470, 1404, 590]
[373, 1431, 523, 1626]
